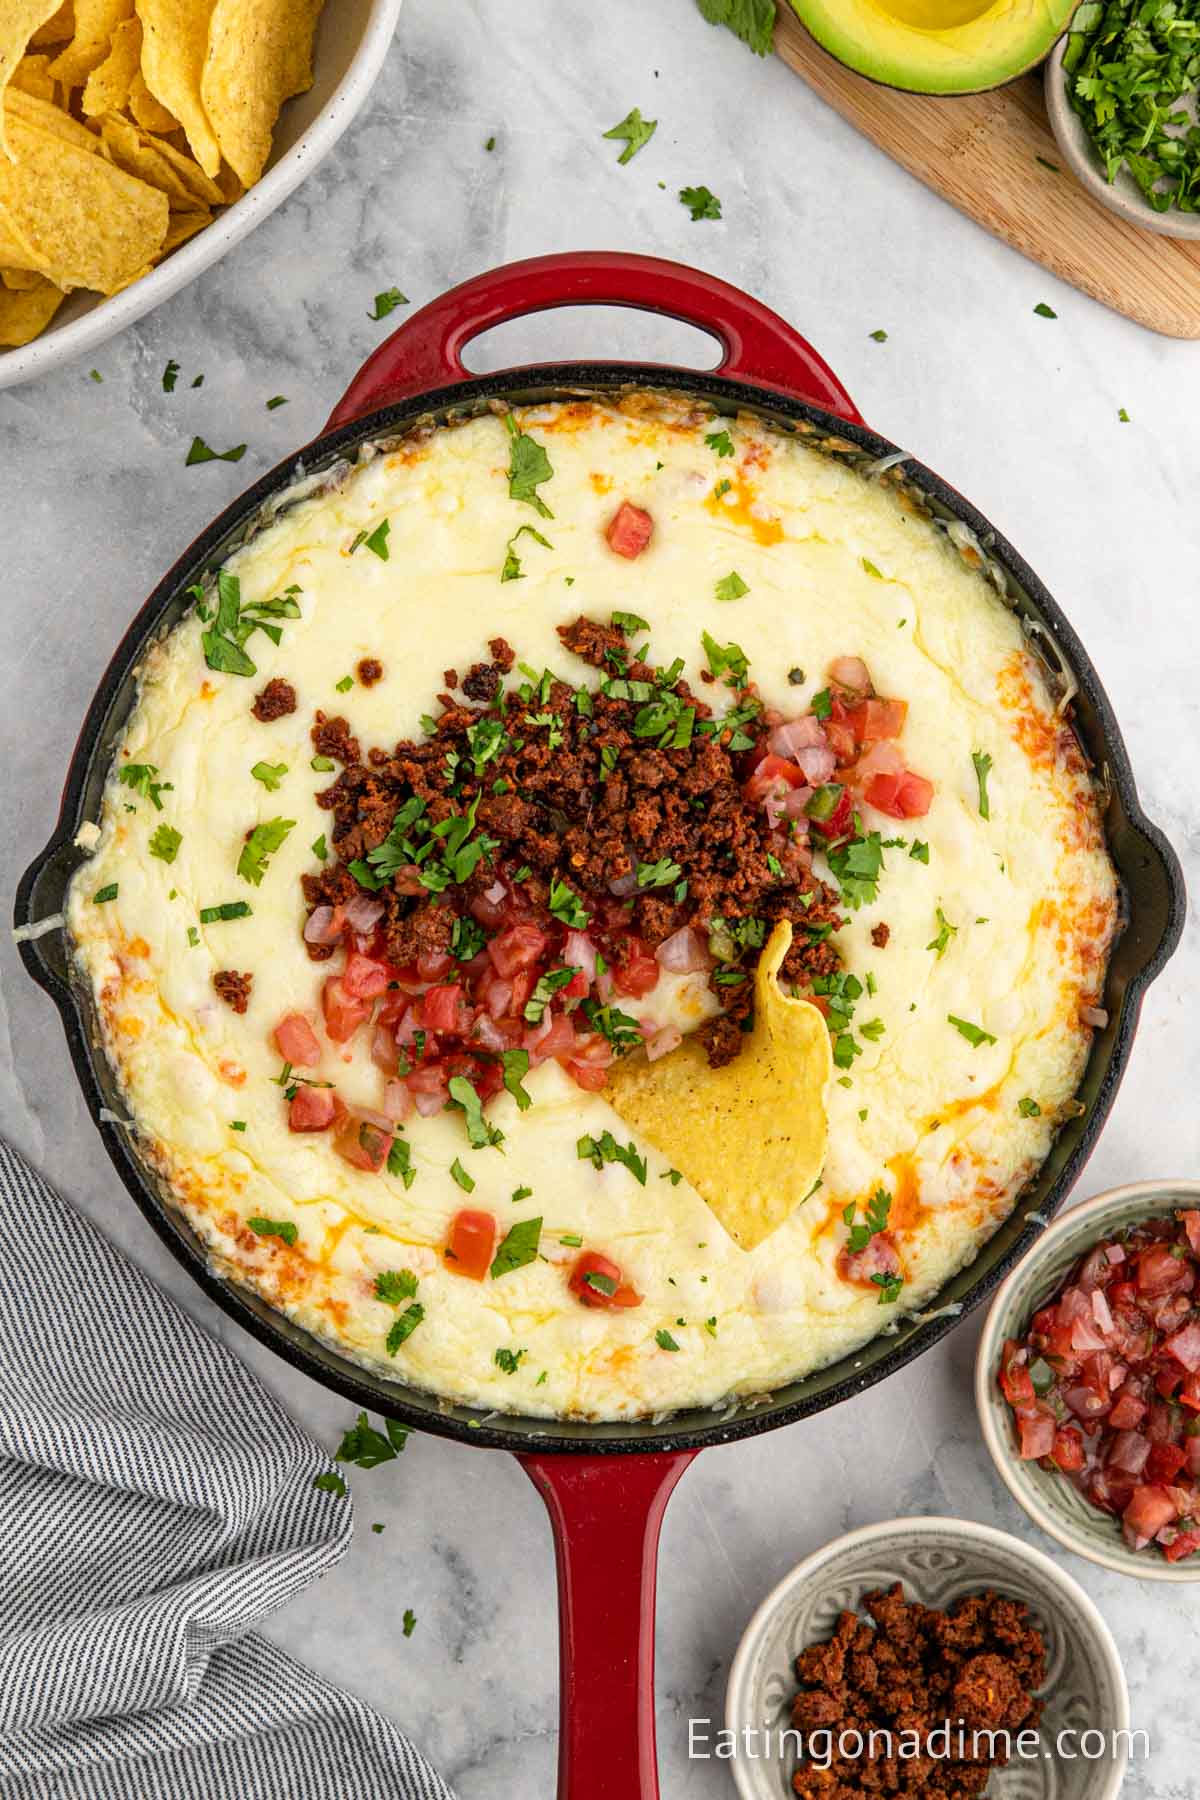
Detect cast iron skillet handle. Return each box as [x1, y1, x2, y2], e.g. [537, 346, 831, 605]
[519, 1449, 698, 1800]
[326, 251, 862, 429]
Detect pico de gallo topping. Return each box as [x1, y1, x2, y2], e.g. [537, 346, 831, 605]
[271, 612, 929, 1163]
[1000, 1210, 1200, 1561]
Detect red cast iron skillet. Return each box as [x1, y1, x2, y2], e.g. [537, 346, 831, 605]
[15, 252, 1184, 1799]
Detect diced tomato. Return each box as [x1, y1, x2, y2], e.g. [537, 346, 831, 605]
[744, 753, 809, 804]
[1182, 1212, 1200, 1258]
[341, 951, 393, 1000]
[612, 937, 660, 999]
[322, 976, 373, 1043]
[999, 1340, 1035, 1407]
[421, 983, 464, 1035]
[445, 1208, 497, 1281]
[844, 697, 908, 746]
[1165, 1320, 1200, 1373]
[1146, 1442, 1189, 1484]
[1136, 1243, 1193, 1298]
[274, 1012, 322, 1067]
[1178, 1372, 1200, 1412]
[808, 787, 853, 841]
[562, 968, 589, 1000]
[288, 1085, 342, 1132]
[605, 500, 653, 560]
[567, 1058, 610, 1092]
[864, 768, 934, 819]
[1156, 1365, 1183, 1402]
[569, 1250, 642, 1310]
[1107, 1388, 1148, 1431]
[527, 1012, 577, 1063]
[488, 923, 549, 979]
[416, 948, 453, 983]
[1163, 1529, 1200, 1563]
[1122, 1484, 1179, 1547]
[334, 1112, 391, 1173]
[1050, 1426, 1085, 1472]
[1016, 1408, 1056, 1460]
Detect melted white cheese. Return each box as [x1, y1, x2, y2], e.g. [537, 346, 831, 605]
[67, 394, 1116, 1419]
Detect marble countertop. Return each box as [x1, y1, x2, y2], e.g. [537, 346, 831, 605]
[2, 1, 1197, 1793]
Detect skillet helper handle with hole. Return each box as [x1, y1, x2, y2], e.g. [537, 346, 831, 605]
[519, 1449, 697, 1800]
[327, 250, 862, 427]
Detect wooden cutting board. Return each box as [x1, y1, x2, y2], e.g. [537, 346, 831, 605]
[773, 5, 1200, 338]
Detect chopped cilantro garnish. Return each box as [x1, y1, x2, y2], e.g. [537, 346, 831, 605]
[548, 873, 591, 928]
[602, 107, 657, 163]
[494, 1347, 528, 1373]
[577, 1131, 647, 1185]
[679, 184, 722, 220]
[636, 856, 683, 889]
[311, 834, 327, 860]
[118, 762, 173, 809]
[502, 522, 552, 581]
[248, 1216, 297, 1247]
[524, 966, 577, 1024]
[237, 816, 294, 886]
[827, 829, 885, 909]
[450, 914, 487, 962]
[655, 1329, 681, 1352]
[449, 1158, 474, 1193]
[714, 569, 749, 602]
[504, 413, 555, 518]
[335, 675, 354, 693]
[148, 824, 181, 863]
[368, 287, 408, 320]
[949, 1014, 997, 1048]
[501, 1049, 533, 1111]
[926, 907, 958, 958]
[375, 1270, 419, 1304]
[448, 1075, 504, 1149]
[844, 1187, 891, 1255]
[701, 628, 749, 686]
[872, 1271, 904, 1305]
[695, 0, 774, 54]
[186, 436, 246, 466]
[251, 760, 287, 791]
[612, 609, 651, 635]
[491, 1216, 542, 1278]
[909, 840, 929, 864]
[1018, 1096, 1042, 1118]
[199, 900, 251, 922]
[386, 1304, 425, 1353]
[266, 395, 288, 410]
[581, 999, 642, 1055]
[336, 1411, 409, 1467]
[313, 1470, 347, 1497]
[705, 429, 735, 457]
[162, 359, 179, 391]
[1033, 302, 1057, 318]
[360, 518, 390, 561]
[387, 1135, 417, 1188]
[810, 687, 832, 720]
[972, 749, 993, 819]
[868, 328, 888, 342]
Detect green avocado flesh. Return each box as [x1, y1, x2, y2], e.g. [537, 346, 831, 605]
[791, 0, 1075, 95]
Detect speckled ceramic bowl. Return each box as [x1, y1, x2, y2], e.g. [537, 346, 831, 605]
[1046, 35, 1200, 241]
[725, 1516, 1129, 1800]
[978, 1181, 1200, 1582]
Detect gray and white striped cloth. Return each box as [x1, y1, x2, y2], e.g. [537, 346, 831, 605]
[0, 1140, 455, 1799]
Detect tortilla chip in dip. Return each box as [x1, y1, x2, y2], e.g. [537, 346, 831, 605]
[0, 1, 64, 155]
[0, 113, 167, 292]
[606, 921, 833, 1251]
[0, 271, 64, 342]
[135, 0, 221, 176]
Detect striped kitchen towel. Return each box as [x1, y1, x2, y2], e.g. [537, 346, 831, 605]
[0, 1140, 455, 1799]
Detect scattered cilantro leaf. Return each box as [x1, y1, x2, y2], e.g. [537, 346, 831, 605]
[1018, 1096, 1042, 1118]
[715, 570, 748, 602]
[248, 1216, 297, 1246]
[679, 184, 722, 221]
[502, 522, 552, 581]
[369, 287, 408, 320]
[148, 823, 181, 863]
[336, 1410, 409, 1468]
[186, 436, 246, 466]
[448, 1074, 504, 1149]
[504, 413, 555, 518]
[949, 1014, 997, 1048]
[694, 0, 774, 56]
[251, 760, 287, 791]
[602, 107, 657, 164]
[492, 1217, 542, 1279]
[705, 429, 735, 456]
[655, 1329, 681, 1352]
[501, 1048, 533, 1111]
[237, 816, 295, 886]
[972, 749, 993, 819]
[386, 1304, 425, 1353]
[375, 1270, 419, 1304]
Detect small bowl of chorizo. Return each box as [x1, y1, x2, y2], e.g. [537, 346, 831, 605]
[724, 1514, 1129, 1800]
[977, 1180, 1200, 1581]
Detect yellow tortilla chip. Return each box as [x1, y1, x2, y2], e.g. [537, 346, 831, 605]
[1, 264, 41, 288]
[30, 4, 73, 47]
[81, 11, 140, 114]
[0, 0, 65, 158]
[160, 205, 208, 251]
[200, 0, 320, 189]
[127, 65, 176, 131]
[135, 0, 220, 177]
[0, 113, 167, 292]
[0, 272, 64, 343]
[99, 111, 200, 206]
[6, 86, 100, 152]
[605, 921, 833, 1251]
[12, 53, 57, 103]
[145, 128, 222, 203]
[47, 0, 133, 89]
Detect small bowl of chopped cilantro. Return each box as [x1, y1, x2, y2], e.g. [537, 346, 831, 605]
[1046, 1, 1200, 237]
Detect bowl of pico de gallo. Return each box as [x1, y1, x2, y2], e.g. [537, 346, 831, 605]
[977, 1181, 1200, 1580]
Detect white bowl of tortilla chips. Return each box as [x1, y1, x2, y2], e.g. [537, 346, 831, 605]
[0, 0, 402, 387]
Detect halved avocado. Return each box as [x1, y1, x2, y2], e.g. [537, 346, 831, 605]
[790, 0, 1075, 96]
